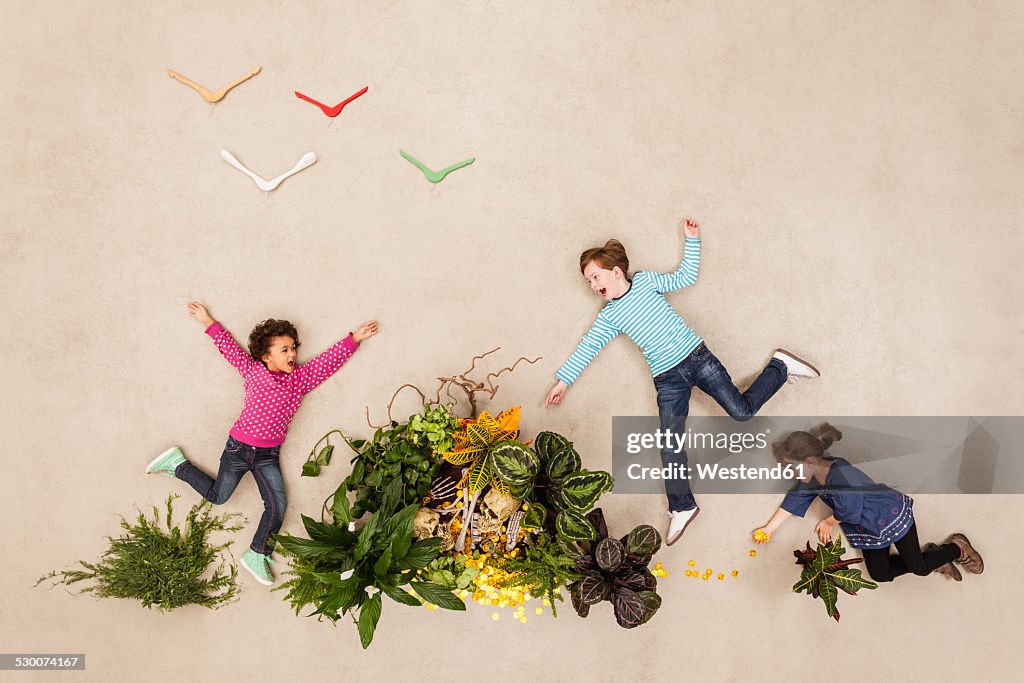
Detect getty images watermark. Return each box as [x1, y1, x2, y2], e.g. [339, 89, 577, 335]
[611, 416, 1024, 495]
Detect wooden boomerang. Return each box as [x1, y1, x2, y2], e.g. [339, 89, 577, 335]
[167, 67, 262, 103]
[220, 150, 318, 192]
[294, 86, 369, 117]
[400, 150, 475, 183]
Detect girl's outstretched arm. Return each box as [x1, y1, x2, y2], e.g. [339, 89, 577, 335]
[292, 320, 377, 395]
[649, 218, 702, 293]
[753, 507, 794, 543]
[188, 301, 258, 377]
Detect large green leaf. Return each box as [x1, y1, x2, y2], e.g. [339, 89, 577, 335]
[353, 515, 380, 562]
[409, 580, 466, 611]
[466, 453, 493, 493]
[331, 488, 351, 526]
[825, 568, 878, 595]
[357, 593, 382, 649]
[301, 461, 321, 477]
[624, 525, 662, 557]
[819, 578, 839, 621]
[544, 445, 582, 483]
[555, 508, 598, 542]
[792, 567, 819, 594]
[374, 544, 394, 577]
[380, 477, 403, 515]
[490, 441, 540, 487]
[521, 502, 547, 530]
[316, 445, 334, 466]
[394, 538, 442, 571]
[380, 582, 422, 607]
[534, 431, 571, 462]
[300, 515, 354, 548]
[275, 533, 336, 559]
[380, 503, 419, 547]
[559, 470, 614, 511]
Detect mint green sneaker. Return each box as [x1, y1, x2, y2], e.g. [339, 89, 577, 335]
[146, 446, 186, 476]
[241, 549, 275, 586]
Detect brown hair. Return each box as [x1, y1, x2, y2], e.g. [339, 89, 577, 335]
[580, 239, 629, 276]
[772, 422, 843, 464]
[248, 319, 300, 364]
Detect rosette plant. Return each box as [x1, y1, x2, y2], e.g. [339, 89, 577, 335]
[439, 407, 522, 494]
[569, 509, 663, 628]
[489, 431, 613, 542]
[792, 534, 877, 623]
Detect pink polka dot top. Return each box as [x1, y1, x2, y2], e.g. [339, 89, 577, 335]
[205, 321, 360, 448]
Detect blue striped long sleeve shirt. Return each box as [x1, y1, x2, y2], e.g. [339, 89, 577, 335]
[555, 237, 703, 385]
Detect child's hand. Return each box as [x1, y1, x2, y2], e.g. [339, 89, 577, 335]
[544, 381, 568, 408]
[188, 301, 214, 327]
[753, 528, 771, 544]
[815, 518, 837, 544]
[353, 321, 379, 343]
[683, 218, 700, 238]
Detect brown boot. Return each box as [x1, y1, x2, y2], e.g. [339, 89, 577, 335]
[947, 533, 984, 574]
[924, 543, 962, 581]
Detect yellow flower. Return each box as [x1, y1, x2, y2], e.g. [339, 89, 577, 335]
[749, 549, 757, 557]
[542, 598, 551, 606]
[702, 575, 709, 581]
[492, 613, 500, 621]
[732, 570, 739, 577]
[717, 574, 724, 580]
[688, 560, 696, 567]
[685, 570, 692, 577]
[655, 562, 663, 570]
[522, 503, 529, 510]
[519, 617, 528, 624]
[535, 607, 543, 615]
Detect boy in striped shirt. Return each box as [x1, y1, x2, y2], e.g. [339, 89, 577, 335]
[544, 219, 819, 546]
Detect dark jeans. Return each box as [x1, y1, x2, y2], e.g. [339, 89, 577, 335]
[861, 522, 960, 582]
[175, 435, 287, 555]
[654, 344, 787, 511]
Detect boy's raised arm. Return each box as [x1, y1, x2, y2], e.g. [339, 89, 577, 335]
[650, 219, 702, 293]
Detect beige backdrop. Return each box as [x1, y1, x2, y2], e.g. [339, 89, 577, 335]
[3, 1, 1022, 681]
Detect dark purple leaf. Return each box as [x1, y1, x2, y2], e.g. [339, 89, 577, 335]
[595, 538, 625, 573]
[612, 588, 646, 629]
[586, 508, 609, 540]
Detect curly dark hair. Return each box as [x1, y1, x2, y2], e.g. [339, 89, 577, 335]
[247, 319, 300, 364]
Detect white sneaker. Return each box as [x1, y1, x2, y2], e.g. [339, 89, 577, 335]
[666, 507, 700, 546]
[772, 349, 820, 383]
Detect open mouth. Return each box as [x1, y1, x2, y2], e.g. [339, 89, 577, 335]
[599, 288, 607, 297]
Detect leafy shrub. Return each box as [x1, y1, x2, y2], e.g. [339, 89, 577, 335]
[38, 495, 243, 611]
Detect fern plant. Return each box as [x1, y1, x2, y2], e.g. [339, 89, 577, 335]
[38, 495, 243, 612]
[490, 533, 581, 616]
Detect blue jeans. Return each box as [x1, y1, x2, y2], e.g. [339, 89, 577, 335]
[175, 436, 287, 555]
[654, 344, 787, 511]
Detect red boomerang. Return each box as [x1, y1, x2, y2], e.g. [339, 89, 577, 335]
[294, 86, 369, 117]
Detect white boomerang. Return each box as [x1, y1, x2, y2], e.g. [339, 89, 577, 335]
[220, 150, 318, 191]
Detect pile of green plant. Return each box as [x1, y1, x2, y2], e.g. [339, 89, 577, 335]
[490, 431, 614, 542]
[489, 533, 581, 615]
[569, 508, 663, 629]
[792, 535, 877, 622]
[37, 495, 243, 612]
[275, 478, 464, 648]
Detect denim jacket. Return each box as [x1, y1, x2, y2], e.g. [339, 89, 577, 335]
[781, 457, 915, 549]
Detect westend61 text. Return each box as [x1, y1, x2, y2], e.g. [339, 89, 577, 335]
[626, 463, 805, 481]
[625, 429, 770, 455]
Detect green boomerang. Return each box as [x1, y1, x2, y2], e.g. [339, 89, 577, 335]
[400, 150, 475, 183]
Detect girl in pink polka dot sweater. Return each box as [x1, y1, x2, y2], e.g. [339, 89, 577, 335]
[146, 302, 378, 586]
